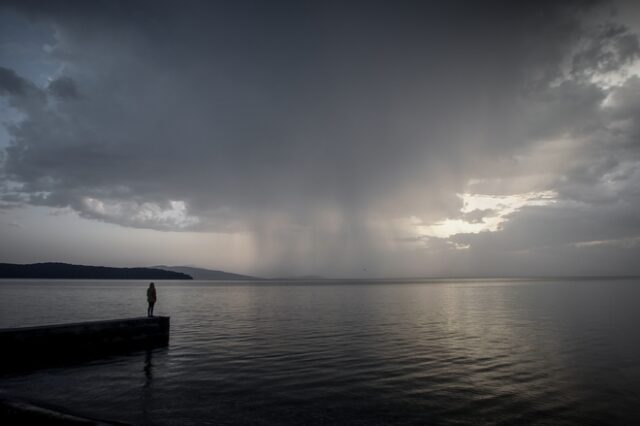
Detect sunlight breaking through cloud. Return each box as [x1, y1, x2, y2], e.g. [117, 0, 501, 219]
[416, 191, 557, 239]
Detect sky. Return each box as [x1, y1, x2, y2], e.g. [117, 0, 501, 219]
[1, 0, 640, 278]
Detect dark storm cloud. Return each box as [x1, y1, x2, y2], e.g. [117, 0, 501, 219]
[0, 66, 30, 96]
[2, 0, 640, 275]
[460, 209, 498, 224]
[453, 200, 640, 253]
[443, 198, 640, 276]
[47, 76, 78, 99]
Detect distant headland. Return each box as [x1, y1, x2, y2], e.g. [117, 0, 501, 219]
[153, 265, 261, 281]
[0, 262, 192, 280]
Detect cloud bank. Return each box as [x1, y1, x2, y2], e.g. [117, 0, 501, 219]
[1, 0, 640, 276]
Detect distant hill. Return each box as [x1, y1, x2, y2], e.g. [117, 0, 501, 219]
[154, 265, 261, 280]
[0, 262, 192, 280]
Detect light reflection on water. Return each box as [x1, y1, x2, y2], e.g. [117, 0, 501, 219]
[0, 279, 639, 425]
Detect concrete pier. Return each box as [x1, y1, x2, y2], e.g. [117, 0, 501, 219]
[0, 316, 169, 371]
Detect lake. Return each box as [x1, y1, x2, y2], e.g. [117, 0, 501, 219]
[1, 278, 639, 425]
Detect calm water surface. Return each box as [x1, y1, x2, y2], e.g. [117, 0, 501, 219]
[0, 279, 639, 425]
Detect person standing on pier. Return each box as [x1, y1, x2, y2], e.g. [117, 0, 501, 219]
[147, 283, 157, 317]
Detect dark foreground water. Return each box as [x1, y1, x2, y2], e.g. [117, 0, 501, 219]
[1, 278, 639, 425]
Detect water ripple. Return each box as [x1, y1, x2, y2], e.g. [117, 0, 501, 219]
[1, 279, 640, 425]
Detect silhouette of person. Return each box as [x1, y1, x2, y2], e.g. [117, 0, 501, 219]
[147, 283, 157, 317]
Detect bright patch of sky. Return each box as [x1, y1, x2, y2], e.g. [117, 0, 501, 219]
[590, 59, 640, 89]
[416, 191, 557, 239]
